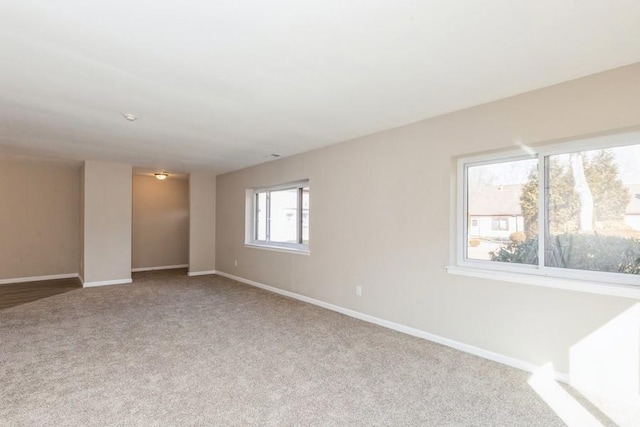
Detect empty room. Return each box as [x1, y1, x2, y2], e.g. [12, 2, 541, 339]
[2, 1, 640, 426]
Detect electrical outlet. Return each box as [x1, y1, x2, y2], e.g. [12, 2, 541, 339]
[234, 259, 238, 267]
[356, 286, 362, 296]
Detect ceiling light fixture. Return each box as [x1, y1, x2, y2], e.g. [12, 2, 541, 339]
[123, 113, 137, 122]
[154, 172, 169, 180]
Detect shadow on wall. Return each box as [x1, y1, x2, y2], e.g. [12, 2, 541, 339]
[528, 303, 640, 426]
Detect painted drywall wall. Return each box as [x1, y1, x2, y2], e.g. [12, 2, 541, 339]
[189, 173, 216, 274]
[216, 63, 640, 374]
[132, 175, 189, 269]
[0, 159, 80, 280]
[82, 161, 132, 285]
[79, 166, 84, 280]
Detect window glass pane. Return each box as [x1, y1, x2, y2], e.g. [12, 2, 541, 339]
[491, 217, 509, 231]
[467, 158, 538, 264]
[256, 192, 267, 241]
[545, 145, 640, 274]
[302, 187, 309, 244]
[269, 188, 299, 244]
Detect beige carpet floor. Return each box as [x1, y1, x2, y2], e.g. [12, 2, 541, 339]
[1, 269, 581, 426]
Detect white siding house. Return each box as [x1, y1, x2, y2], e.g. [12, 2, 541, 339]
[468, 184, 524, 240]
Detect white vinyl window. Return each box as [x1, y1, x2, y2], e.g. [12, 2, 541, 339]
[246, 180, 309, 253]
[450, 131, 640, 297]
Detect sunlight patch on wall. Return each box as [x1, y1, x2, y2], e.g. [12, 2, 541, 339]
[570, 303, 640, 427]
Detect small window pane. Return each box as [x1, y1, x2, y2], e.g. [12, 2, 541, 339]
[545, 145, 640, 274]
[269, 188, 299, 243]
[467, 158, 538, 264]
[302, 187, 309, 244]
[491, 217, 509, 231]
[256, 192, 267, 241]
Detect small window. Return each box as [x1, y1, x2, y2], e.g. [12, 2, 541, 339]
[246, 180, 309, 253]
[491, 217, 509, 231]
[453, 131, 640, 293]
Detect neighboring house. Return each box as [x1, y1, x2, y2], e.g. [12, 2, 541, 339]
[469, 183, 640, 239]
[625, 184, 640, 230]
[468, 184, 524, 240]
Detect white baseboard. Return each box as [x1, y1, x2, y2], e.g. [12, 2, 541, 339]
[188, 270, 217, 277]
[82, 278, 132, 288]
[215, 270, 570, 384]
[0, 273, 79, 286]
[132, 264, 188, 272]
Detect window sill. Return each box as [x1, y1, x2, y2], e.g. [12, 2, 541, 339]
[446, 265, 640, 299]
[245, 243, 310, 256]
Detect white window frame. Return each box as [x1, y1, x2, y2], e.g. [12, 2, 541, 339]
[245, 180, 309, 255]
[448, 131, 640, 299]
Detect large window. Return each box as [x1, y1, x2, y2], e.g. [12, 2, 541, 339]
[453, 132, 640, 293]
[246, 180, 309, 253]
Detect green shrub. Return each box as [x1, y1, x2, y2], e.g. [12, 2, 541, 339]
[489, 238, 538, 265]
[547, 233, 640, 274]
[490, 234, 640, 274]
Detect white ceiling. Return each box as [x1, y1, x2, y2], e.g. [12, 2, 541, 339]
[1, 0, 640, 174]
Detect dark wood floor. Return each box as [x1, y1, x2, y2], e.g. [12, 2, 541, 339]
[0, 278, 82, 311]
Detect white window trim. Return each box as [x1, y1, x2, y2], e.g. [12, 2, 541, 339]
[244, 243, 310, 256]
[245, 180, 309, 254]
[449, 130, 640, 299]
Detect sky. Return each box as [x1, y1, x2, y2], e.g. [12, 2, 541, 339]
[468, 143, 640, 187]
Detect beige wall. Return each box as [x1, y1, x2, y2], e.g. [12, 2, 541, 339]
[79, 167, 84, 280]
[82, 161, 132, 285]
[0, 159, 80, 280]
[132, 175, 189, 269]
[216, 63, 640, 374]
[189, 173, 216, 274]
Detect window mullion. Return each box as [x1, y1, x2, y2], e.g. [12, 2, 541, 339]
[538, 155, 548, 272]
[266, 191, 271, 242]
[461, 163, 470, 263]
[254, 193, 260, 241]
[297, 187, 303, 244]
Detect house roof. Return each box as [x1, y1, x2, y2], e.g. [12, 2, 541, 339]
[1, 2, 640, 174]
[469, 184, 523, 216]
[469, 183, 640, 216]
